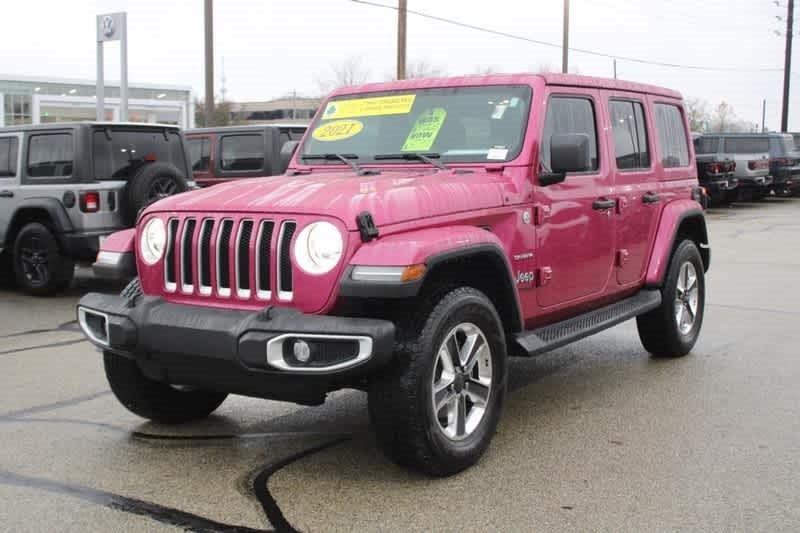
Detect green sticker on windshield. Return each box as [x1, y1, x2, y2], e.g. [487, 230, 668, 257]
[401, 108, 447, 152]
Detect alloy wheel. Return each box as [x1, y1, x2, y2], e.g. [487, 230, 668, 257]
[674, 261, 699, 335]
[431, 322, 493, 441]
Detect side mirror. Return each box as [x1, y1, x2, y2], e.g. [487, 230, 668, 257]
[540, 133, 591, 186]
[279, 140, 300, 173]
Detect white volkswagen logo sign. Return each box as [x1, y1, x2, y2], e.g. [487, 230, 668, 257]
[102, 15, 115, 38]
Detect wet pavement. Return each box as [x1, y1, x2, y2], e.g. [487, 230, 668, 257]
[1, 198, 799, 532]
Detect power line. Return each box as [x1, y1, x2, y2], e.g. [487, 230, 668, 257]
[350, 0, 785, 73]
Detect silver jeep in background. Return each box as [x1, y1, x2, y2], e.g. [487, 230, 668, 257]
[694, 133, 772, 201]
[0, 122, 192, 295]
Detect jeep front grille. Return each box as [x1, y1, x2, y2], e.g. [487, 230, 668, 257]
[163, 215, 295, 302]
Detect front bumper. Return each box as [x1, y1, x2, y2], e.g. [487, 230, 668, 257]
[77, 293, 395, 404]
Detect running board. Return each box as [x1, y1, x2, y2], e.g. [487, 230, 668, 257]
[513, 289, 662, 357]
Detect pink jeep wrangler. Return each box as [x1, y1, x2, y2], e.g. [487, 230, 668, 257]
[78, 74, 709, 476]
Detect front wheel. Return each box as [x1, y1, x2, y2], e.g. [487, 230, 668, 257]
[637, 240, 705, 357]
[12, 222, 74, 296]
[104, 351, 228, 424]
[368, 287, 507, 476]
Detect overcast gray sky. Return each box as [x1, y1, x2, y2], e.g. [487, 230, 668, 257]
[0, 0, 792, 129]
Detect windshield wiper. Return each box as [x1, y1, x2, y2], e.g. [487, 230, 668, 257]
[300, 153, 362, 172]
[374, 152, 448, 171]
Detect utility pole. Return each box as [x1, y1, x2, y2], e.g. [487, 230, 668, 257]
[762, 99, 767, 133]
[397, 0, 407, 80]
[781, 0, 793, 132]
[562, 0, 570, 74]
[204, 0, 215, 127]
[613, 59, 617, 79]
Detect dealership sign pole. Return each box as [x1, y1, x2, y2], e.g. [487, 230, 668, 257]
[96, 12, 128, 122]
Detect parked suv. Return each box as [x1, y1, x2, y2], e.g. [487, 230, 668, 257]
[0, 122, 191, 295]
[766, 133, 800, 196]
[694, 133, 771, 201]
[693, 135, 737, 206]
[186, 124, 306, 187]
[78, 74, 709, 476]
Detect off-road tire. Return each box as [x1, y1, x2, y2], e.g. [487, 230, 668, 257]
[104, 351, 228, 424]
[637, 239, 705, 357]
[127, 161, 189, 220]
[368, 287, 507, 477]
[12, 222, 74, 296]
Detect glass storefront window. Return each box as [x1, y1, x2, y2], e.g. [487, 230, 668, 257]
[4, 94, 33, 125]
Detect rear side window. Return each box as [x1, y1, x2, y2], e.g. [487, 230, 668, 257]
[28, 133, 73, 178]
[542, 96, 598, 171]
[723, 137, 769, 154]
[654, 104, 690, 168]
[609, 100, 650, 169]
[694, 136, 718, 154]
[220, 134, 264, 172]
[0, 137, 18, 177]
[187, 137, 210, 171]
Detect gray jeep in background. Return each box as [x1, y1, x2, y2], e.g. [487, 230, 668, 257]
[0, 122, 191, 295]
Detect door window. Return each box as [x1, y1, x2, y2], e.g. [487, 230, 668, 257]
[609, 100, 650, 169]
[27, 133, 73, 178]
[220, 134, 264, 171]
[187, 137, 211, 171]
[654, 104, 690, 168]
[0, 137, 19, 177]
[542, 97, 599, 171]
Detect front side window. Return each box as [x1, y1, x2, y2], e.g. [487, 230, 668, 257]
[654, 104, 690, 168]
[0, 137, 19, 177]
[92, 129, 187, 179]
[723, 137, 769, 154]
[28, 133, 73, 178]
[301, 85, 532, 164]
[609, 100, 650, 170]
[220, 134, 265, 171]
[187, 137, 210, 171]
[541, 96, 599, 171]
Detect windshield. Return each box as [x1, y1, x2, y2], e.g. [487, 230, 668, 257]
[301, 85, 532, 165]
[92, 128, 187, 180]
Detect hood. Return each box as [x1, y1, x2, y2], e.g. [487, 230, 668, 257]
[147, 168, 509, 230]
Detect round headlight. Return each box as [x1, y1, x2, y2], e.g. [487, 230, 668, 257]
[139, 218, 166, 265]
[293, 221, 343, 275]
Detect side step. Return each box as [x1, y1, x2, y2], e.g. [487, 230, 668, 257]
[513, 289, 662, 357]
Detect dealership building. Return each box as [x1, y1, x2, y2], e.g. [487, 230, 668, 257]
[0, 74, 194, 128]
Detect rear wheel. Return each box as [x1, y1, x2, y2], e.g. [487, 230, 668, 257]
[104, 351, 228, 424]
[637, 240, 705, 357]
[368, 287, 507, 476]
[12, 222, 74, 296]
[127, 162, 189, 220]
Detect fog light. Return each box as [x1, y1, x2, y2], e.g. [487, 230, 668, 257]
[293, 340, 311, 363]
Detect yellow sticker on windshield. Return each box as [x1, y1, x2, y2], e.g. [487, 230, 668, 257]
[312, 119, 364, 142]
[401, 108, 447, 152]
[322, 94, 416, 119]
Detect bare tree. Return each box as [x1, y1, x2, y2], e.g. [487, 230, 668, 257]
[685, 98, 711, 133]
[194, 96, 234, 127]
[404, 59, 447, 79]
[710, 101, 736, 133]
[315, 56, 372, 95]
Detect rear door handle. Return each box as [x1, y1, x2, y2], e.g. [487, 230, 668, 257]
[0, 190, 13, 198]
[642, 192, 661, 204]
[592, 198, 616, 210]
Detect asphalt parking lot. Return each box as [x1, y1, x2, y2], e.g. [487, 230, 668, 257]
[1, 197, 799, 532]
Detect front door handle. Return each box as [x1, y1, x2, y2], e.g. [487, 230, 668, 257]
[592, 198, 616, 210]
[0, 190, 13, 198]
[642, 192, 661, 204]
